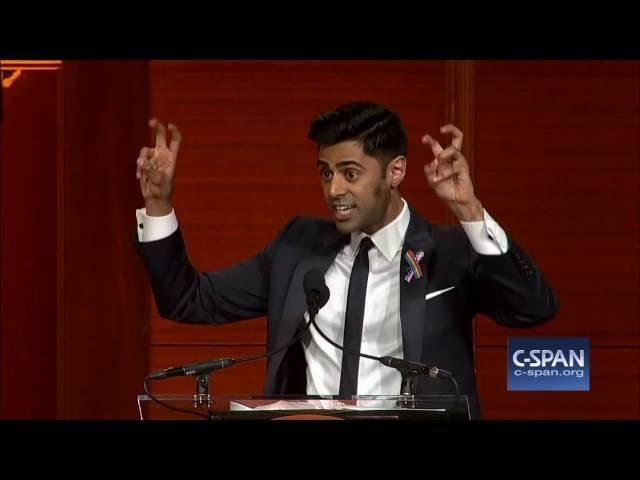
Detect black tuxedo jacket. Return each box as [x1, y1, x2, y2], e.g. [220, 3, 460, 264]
[135, 205, 558, 418]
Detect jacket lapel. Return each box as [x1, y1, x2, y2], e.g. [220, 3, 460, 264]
[400, 206, 436, 363]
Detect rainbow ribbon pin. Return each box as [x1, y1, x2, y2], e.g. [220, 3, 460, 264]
[404, 249, 424, 283]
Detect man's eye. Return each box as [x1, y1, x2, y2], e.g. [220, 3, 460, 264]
[345, 170, 359, 180]
[320, 170, 332, 180]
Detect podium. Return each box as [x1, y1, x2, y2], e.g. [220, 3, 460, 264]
[137, 394, 470, 420]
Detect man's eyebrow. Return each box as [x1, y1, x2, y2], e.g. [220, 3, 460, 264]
[317, 160, 364, 168]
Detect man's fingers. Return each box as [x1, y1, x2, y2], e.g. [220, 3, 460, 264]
[138, 153, 158, 179]
[147, 167, 164, 184]
[137, 151, 150, 179]
[423, 126, 464, 166]
[427, 157, 468, 184]
[440, 124, 463, 150]
[139, 146, 155, 159]
[149, 118, 167, 150]
[425, 156, 450, 184]
[168, 123, 182, 157]
[438, 146, 464, 163]
[139, 168, 165, 198]
[424, 157, 438, 177]
[422, 134, 443, 157]
[138, 168, 149, 188]
[150, 151, 158, 170]
[428, 162, 455, 183]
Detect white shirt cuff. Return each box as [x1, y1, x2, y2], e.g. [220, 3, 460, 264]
[135, 208, 179, 242]
[459, 209, 509, 255]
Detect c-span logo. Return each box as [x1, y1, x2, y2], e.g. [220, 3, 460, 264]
[507, 337, 589, 391]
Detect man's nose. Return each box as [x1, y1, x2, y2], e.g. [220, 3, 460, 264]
[329, 176, 347, 198]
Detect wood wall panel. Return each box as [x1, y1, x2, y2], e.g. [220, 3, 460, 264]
[151, 316, 266, 345]
[474, 61, 639, 347]
[0, 70, 59, 418]
[473, 61, 639, 419]
[60, 61, 150, 419]
[2, 61, 151, 419]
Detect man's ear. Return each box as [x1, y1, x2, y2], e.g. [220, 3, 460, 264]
[387, 156, 406, 189]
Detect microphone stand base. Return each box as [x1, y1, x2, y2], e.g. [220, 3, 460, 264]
[398, 372, 418, 407]
[193, 374, 212, 408]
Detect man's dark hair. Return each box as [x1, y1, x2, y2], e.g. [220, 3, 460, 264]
[308, 101, 408, 167]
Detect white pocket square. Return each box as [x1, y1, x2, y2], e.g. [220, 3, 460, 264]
[425, 286, 455, 301]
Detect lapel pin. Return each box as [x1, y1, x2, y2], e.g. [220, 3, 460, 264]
[404, 249, 424, 283]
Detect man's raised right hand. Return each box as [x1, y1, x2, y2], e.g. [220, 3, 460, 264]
[136, 118, 182, 216]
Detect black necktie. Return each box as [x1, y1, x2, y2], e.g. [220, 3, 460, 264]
[339, 236, 374, 396]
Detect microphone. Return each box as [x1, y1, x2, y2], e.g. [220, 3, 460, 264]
[379, 356, 452, 380]
[303, 268, 330, 316]
[148, 358, 236, 380]
[148, 269, 331, 383]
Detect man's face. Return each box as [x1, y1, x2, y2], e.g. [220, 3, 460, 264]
[317, 141, 393, 235]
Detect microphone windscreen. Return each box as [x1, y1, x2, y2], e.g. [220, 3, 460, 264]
[303, 269, 330, 309]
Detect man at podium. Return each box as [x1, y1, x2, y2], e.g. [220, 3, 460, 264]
[133, 101, 558, 419]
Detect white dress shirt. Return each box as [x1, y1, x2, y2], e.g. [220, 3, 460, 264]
[136, 200, 508, 395]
